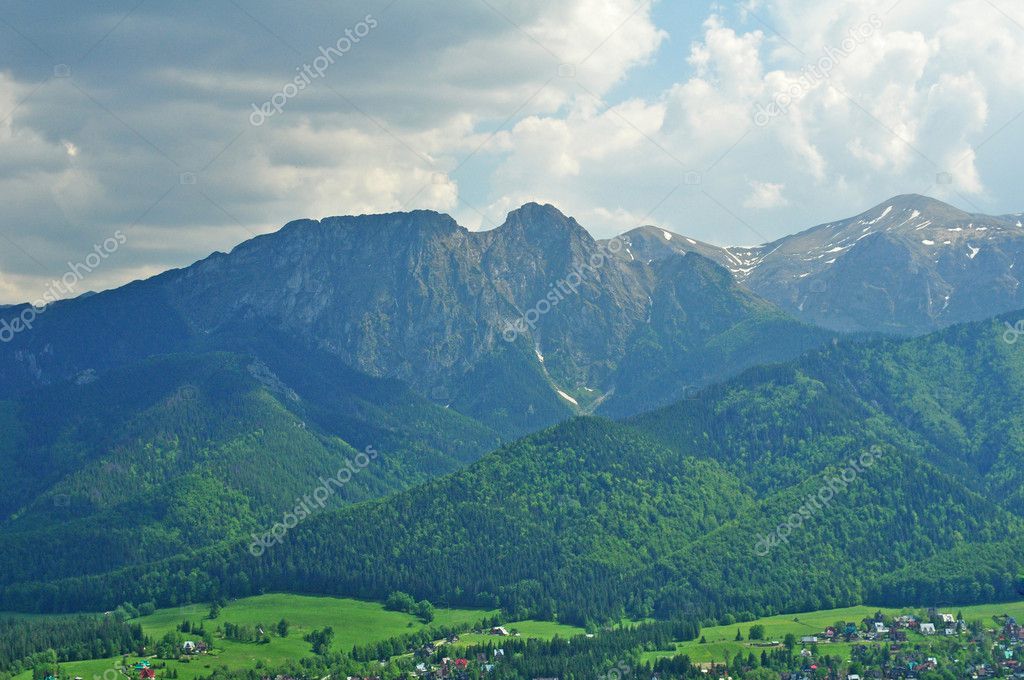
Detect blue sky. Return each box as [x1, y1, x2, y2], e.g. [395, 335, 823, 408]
[1, 0, 1022, 303]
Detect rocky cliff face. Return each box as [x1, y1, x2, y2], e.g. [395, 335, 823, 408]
[0, 203, 827, 432]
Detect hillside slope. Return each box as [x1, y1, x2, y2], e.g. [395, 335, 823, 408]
[0, 347, 498, 588]
[6, 314, 1023, 620]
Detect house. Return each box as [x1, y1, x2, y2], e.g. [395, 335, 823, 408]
[801, 636, 818, 644]
[182, 640, 197, 654]
[920, 624, 936, 635]
[874, 622, 890, 634]
[490, 626, 509, 636]
[940, 614, 956, 625]
[139, 669, 155, 680]
[945, 628, 957, 636]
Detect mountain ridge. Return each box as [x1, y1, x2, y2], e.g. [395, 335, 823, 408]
[0, 202, 832, 432]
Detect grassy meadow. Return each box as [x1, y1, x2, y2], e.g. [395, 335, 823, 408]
[10, 594, 498, 680]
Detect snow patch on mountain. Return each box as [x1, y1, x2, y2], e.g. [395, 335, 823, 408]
[557, 390, 578, 405]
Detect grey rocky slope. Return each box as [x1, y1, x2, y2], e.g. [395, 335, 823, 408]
[625, 194, 1024, 334]
[0, 203, 830, 433]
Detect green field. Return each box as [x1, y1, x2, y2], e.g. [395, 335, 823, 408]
[13, 596, 1024, 679]
[7, 594, 592, 680]
[641, 600, 1024, 664]
[449, 618, 587, 652]
[10, 594, 497, 680]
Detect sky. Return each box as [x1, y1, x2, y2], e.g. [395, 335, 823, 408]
[1, 0, 1023, 304]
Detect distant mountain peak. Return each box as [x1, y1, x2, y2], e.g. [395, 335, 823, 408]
[741, 193, 1024, 333]
[856, 194, 971, 226]
[505, 201, 567, 218]
[622, 225, 685, 242]
[887, 193, 951, 207]
[494, 202, 592, 245]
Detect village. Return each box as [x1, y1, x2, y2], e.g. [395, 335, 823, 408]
[329, 612, 1024, 680]
[732, 610, 1024, 680]
[31, 608, 1024, 680]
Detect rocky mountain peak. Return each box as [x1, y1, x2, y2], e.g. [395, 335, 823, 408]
[493, 203, 592, 246]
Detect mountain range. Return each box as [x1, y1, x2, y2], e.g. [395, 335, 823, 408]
[1, 193, 1023, 620]
[0, 202, 834, 433]
[6, 194, 1021, 432]
[628, 194, 1024, 334]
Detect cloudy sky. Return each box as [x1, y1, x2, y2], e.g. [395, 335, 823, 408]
[1, 0, 1022, 303]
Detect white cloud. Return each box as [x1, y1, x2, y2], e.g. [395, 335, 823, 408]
[476, 0, 1024, 240]
[744, 180, 789, 208]
[0, 0, 1022, 303]
[0, 0, 668, 302]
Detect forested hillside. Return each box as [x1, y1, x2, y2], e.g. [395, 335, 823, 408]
[5, 314, 1023, 623]
[0, 347, 498, 589]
